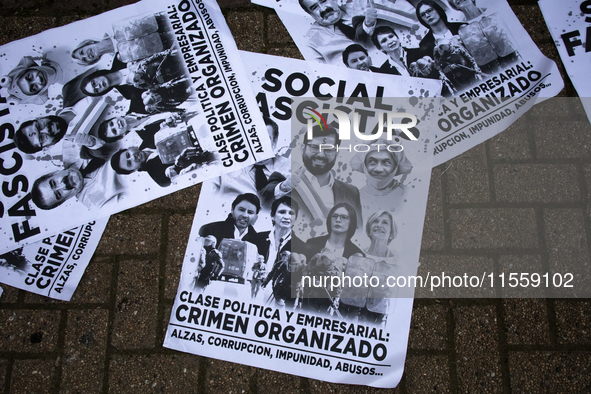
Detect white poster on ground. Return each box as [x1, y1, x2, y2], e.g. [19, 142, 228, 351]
[0, 0, 273, 252]
[252, 0, 563, 166]
[164, 51, 439, 388]
[539, 0, 591, 120]
[0, 218, 108, 301]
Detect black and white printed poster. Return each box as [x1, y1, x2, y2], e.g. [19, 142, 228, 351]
[539, 0, 591, 121]
[164, 51, 440, 388]
[0, 0, 274, 253]
[251, 0, 564, 166]
[0, 218, 108, 300]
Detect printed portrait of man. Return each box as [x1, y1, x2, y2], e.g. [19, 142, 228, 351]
[292, 124, 363, 229]
[31, 158, 122, 210]
[13, 116, 69, 154]
[342, 44, 379, 72]
[198, 193, 268, 256]
[299, 0, 379, 64]
[31, 167, 86, 210]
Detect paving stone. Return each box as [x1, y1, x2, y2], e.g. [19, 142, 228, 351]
[488, 115, 532, 161]
[96, 214, 162, 255]
[267, 14, 294, 44]
[533, 120, 591, 159]
[23, 292, 68, 305]
[454, 306, 503, 393]
[218, 0, 251, 7]
[0, 17, 57, 45]
[503, 298, 550, 345]
[554, 301, 591, 345]
[108, 0, 141, 12]
[0, 285, 21, 303]
[160, 304, 173, 342]
[421, 168, 444, 251]
[32, 0, 110, 15]
[536, 43, 576, 98]
[268, 47, 305, 60]
[205, 358, 253, 393]
[494, 164, 580, 203]
[545, 209, 588, 251]
[257, 369, 300, 393]
[0, 310, 60, 352]
[567, 98, 588, 120]
[111, 260, 158, 349]
[0, 1, 40, 10]
[511, 5, 553, 43]
[109, 353, 201, 393]
[138, 184, 201, 210]
[584, 164, 591, 200]
[444, 144, 490, 204]
[498, 254, 546, 298]
[544, 209, 590, 297]
[416, 255, 495, 298]
[409, 304, 449, 350]
[509, 351, 591, 392]
[0, 358, 8, 390]
[69, 257, 113, 304]
[404, 355, 450, 393]
[527, 98, 579, 121]
[55, 15, 90, 27]
[10, 359, 56, 394]
[307, 378, 399, 393]
[165, 214, 194, 300]
[449, 208, 538, 249]
[60, 309, 109, 393]
[548, 249, 590, 298]
[23, 257, 111, 304]
[225, 11, 264, 52]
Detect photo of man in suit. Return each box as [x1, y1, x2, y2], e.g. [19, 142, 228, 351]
[292, 124, 363, 229]
[299, 0, 378, 64]
[198, 193, 268, 256]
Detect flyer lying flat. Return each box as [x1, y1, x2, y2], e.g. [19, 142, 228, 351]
[252, 0, 563, 166]
[164, 51, 440, 388]
[539, 0, 591, 120]
[0, 0, 273, 252]
[0, 219, 108, 301]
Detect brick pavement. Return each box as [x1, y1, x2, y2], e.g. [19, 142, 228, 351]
[1, 0, 590, 392]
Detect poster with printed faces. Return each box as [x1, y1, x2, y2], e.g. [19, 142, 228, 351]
[0, 0, 273, 253]
[539, 0, 591, 121]
[251, 0, 564, 166]
[164, 51, 440, 388]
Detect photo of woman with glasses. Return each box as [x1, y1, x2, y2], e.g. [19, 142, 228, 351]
[305, 202, 365, 260]
[415, 0, 466, 57]
[302, 203, 364, 315]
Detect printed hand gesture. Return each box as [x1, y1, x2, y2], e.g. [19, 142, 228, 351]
[279, 174, 292, 193]
[364, 0, 378, 27]
[74, 133, 100, 147]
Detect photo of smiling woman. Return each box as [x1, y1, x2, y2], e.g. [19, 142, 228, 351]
[0, 56, 63, 105]
[340, 210, 399, 324]
[350, 140, 413, 219]
[303, 202, 365, 315]
[361, 210, 399, 324]
[260, 196, 296, 307]
[370, 26, 422, 76]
